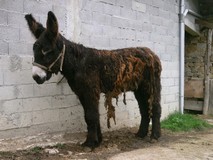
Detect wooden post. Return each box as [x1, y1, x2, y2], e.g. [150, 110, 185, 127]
[203, 29, 213, 115]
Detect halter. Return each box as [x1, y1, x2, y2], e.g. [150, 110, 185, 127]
[32, 43, 66, 73]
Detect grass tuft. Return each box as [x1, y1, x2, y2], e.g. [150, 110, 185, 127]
[30, 146, 43, 154]
[53, 143, 66, 149]
[161, 113, 212, 132]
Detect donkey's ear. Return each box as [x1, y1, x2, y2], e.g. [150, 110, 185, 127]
[25, 14, 45, 39]
[46, 11, 58, 39]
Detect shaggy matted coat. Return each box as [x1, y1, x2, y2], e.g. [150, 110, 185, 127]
[25, 11, 162, 148]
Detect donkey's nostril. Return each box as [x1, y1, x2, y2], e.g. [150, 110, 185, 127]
[32, 74, 45, 84]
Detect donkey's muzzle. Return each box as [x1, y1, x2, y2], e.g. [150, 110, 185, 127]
[33, 74, 46, 84]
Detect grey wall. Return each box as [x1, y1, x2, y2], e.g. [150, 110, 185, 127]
[0, 0, 180, 138]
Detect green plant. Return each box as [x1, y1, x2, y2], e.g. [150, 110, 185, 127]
[161, 112, 212, 132]
[53, 143, 66, 149]
[30, 146, 43, 154]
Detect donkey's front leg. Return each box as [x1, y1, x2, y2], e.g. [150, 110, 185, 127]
[78, 94, 102, 148]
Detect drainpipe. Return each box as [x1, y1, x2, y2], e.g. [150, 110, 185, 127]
[179, 0, 185, 114]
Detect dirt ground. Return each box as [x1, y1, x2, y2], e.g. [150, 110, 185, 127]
[0, 117, 212, 160]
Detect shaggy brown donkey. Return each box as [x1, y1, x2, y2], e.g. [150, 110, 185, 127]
[25, 11, 162, 148]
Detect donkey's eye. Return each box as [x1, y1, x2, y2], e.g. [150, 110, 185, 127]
[41, 49, 52, 55]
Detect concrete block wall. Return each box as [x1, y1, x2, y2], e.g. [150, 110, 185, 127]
[79, 0, 180, 119]
[0, 0, 180, 139]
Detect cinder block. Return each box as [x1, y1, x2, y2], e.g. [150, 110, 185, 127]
[3, 69, 33, 85]
[163, 2, 175, 12]
[2, 99, 23, 114]
[23, 97, 51, 111]
[53, 5, 67, 31]
[60, 118, 86, 132]
[0, 56, 10, 70]
[111, 16, 130, 28]
[132, 1, 146, 13]
[19, 112, 33, 127]
[79, 34, 90, 47]
[161, 78, 175, 87]
[147, 6, 159, 16]
[0, 0, 7, 10]
[51, 95, 80, 108]
[92, 12, 111, 26]
[136, 31, 150, 41]
[91, 1, 104, 13]
[120, 28, 136, 40]
[0, 26, 19, 42]
[140, 41, 154, 49]
[110, 38, 126, 49]
[59, 104, 84, 121]
[0, 40, 8, 55]
[100, 0, 116, 5]
[9, 55, 22, 72]
[102, 26, 121, 38]
[0, 86, 16, 100]
[116, 0, 132, 8]
[20, 56, 33, 70]
[150, 34, 162, 43]
[159, 9, 170, 19]
[154, 43, 166, 55]
[8, 12, 27, 28]
[20, 27, 35, 43]
[81, 23, 95, 36]
[9, 41, 33, 55]
[80, 10, 92, 24]
[136, 12, 150, 23]
[164, 94, 178, 103]
[90, 36, 110, 49]
[81, 23, 103, 36]
[23, 0, 52, 15]
[33, 109, 60, 125]
[81, 0, 104, 13]
[0, 71, 3, 85]
[126, 39, 143, 48]
[150, 15, 162, 26]
[0, 0, 24, 12]
[17, 84, 34, 98]
[0, 10, 7, 25]
[142, 23, 152, 32]
[166, 45, 178, 54]
[152, 0, 164, 8]
[168, 86, 179, 94]
[120, 8, 137, 20]
[103, 3, 120, 16]
[0, 112, 20, 130]
[33, 83, 62, 97]
[161, 35, 174, 46]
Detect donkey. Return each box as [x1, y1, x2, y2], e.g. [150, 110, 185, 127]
[25, 11, 162, 148]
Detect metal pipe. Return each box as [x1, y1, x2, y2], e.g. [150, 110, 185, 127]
[184, 9, 203, 18]
[179, 0, 185, 114]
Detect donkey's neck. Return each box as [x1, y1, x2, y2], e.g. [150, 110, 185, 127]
[60, 39, 89, 80]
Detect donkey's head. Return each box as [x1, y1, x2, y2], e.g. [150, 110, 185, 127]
[25, 11, 65, 84]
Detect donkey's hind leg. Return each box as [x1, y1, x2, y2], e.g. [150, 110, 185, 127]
[134, 87, 150, 138]
[150, 78, 161, 140]
[150, 101, 161, 140]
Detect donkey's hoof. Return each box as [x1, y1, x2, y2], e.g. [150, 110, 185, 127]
[81, 140, 100, 149]
[149, 138, 158, 143]
[135, 132, 148, 139]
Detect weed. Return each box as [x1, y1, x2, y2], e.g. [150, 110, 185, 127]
[53, 143, 66, 149]
[30, 146, 43, 154]
[161, 112, 212, 132]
